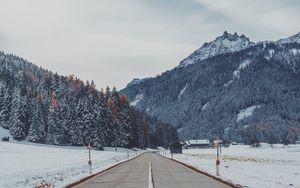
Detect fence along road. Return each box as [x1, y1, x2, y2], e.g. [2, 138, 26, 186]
[72, 152, 233, 188]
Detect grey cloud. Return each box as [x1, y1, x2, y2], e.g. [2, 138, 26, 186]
[0, 0, 299, 89]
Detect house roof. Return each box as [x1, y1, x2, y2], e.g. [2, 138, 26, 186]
[170, 141, 183, 146]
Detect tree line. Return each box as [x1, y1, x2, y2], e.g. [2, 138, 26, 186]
[0, 51, 178, 149]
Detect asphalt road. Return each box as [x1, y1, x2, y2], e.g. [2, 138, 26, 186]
[73, 153, 232, 188]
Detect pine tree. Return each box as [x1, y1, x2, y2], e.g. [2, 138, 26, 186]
[66, 99, 81, 146]
[47, 92, 61, 145]
[91, 109, 104, 150]
[108, 90, 119, 149]
[56, 96, 70, 145]
[0, 86, 4, 111]
[82, 97, 94, 145]
[69, 98, 85, 146]
[27, 93, 46, 143]
[86, 83, 104, 149]
[117, 95, 134, 147]
[96, 91, 113, 146]
[9, 88, 28, 140]
[0, 87, 12, 129]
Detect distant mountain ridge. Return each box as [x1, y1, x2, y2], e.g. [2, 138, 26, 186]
[277, 32, 300, 44]
[121, 31, 300, 144]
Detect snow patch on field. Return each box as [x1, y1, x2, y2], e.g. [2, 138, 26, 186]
[236, 105, 260, 122]
[130, 94, 144, 106]
[163, 144, 300, 188]
[0, 126, 10, 137]
[0, 142, 141, 188]
[0, 127, 14, 142]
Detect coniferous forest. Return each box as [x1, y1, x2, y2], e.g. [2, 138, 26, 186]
[0, 51, 178, 149]
[122, 33, 300, 144]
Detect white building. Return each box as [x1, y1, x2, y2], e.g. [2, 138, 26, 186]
[185, 139, 210, 149]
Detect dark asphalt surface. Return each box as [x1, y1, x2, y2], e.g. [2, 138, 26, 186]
[73, 153, 231, 188]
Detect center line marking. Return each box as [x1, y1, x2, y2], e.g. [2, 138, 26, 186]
[148, 162, 154, 188]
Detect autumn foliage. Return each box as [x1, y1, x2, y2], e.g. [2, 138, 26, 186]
[49, 92, 58, 111]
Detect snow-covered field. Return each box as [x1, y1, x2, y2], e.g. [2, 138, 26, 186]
[0, 140, 141, 188]
[164, 144, 300, 188]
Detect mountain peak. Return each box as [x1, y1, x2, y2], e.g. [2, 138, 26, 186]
[217, 31, 251, 43]
[178, 32, 254, 68]
[223, 30, 229, 36]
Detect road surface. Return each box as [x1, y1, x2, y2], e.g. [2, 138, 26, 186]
[73, 153, 232, 188]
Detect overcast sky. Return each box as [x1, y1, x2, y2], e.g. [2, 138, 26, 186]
[0, 0, 300, 89]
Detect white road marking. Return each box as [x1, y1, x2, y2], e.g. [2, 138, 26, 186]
[148, 161, 154, 188]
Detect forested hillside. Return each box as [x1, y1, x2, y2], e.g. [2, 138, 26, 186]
[122, 32, 300, 144]
[0, 51, 178, 149]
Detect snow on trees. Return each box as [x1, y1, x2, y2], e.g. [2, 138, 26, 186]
[0, 88, 12, 129]
[0, 51, 178, 149]
[9, 88, 28, 140]
[27, 93, 46, 143]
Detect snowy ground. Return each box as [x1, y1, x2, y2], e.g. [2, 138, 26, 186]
[0, 126, 14, 142]
[162, 144, 300, 188]
[0, 140, 142, 188]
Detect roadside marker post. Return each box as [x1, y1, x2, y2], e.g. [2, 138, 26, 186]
[213, 139, 221, 176]
[87, 143, 93, 174]
[216, 146, 220, 176]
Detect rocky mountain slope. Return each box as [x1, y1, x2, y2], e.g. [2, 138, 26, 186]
[121, 31, 300, 143]
[178, 31, 254, 68]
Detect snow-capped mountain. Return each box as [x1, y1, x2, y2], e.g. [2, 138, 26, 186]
[178, 31, 255, 68]
[121, 31, 300, 143]
[277, 32, 300, 44]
